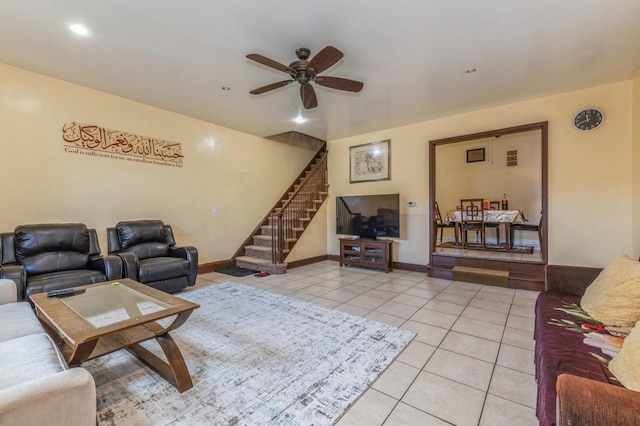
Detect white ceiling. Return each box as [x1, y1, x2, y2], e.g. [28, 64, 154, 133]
[2, 1, 640, 141]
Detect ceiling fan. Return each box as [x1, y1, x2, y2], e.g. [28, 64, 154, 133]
[246, 46, 364, 109]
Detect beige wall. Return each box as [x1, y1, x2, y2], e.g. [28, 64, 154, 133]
[286, 202, 328, 262]
[328, 81, 634, 268]
[0, 63, 324, 264]
[435, 130, 542, 229]
[633, 68, 640, 257]
[2, 62, 636, 270]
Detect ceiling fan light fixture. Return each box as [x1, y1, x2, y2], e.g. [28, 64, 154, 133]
[69, 24, 89, 36]
[247, 46, 363, 109]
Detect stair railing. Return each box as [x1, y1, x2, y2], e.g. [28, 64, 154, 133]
[271, 152, 328, 264]
[336, 196, 361, 235]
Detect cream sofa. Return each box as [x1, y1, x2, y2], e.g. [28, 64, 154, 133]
[0, 279, 96, 425]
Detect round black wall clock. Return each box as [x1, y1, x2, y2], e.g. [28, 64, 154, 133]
[573, 108, 604, 131]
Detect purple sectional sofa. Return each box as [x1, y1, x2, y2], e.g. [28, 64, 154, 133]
[535, 265, 640, 426]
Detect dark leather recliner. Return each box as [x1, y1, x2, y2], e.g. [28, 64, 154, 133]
[369, 215, 389, 236]
[0, 223, 122, 301]
[107, 220, 198, 293]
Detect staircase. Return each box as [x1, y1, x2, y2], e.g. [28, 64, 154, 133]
[235, 147, 329, 274]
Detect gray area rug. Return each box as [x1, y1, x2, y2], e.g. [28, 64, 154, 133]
[85, 282, 415, 425]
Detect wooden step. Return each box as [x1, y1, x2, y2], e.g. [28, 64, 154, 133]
[429, 253, 544, 290]
[244, 245, 273, 261]
[452, 265, 509, 287]
[235, 256, 287, 274]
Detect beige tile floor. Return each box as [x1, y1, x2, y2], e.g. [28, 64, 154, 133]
[193, 261, 539, 426]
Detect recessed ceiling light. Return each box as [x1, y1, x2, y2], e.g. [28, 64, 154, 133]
[221, 86, 231, 91]
[294, 114, 305, 124]
[70, 24, 89, 36]
[465, 68, 477, 74]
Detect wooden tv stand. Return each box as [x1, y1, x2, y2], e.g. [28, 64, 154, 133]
[339, 238, 393, 273]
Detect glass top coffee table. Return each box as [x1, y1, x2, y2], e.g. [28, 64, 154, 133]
[30, 278, 200, 392]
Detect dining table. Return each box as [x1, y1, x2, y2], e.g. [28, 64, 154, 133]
[446, 209, 524, 249]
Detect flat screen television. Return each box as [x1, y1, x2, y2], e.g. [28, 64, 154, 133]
[336, 193, 400, 239]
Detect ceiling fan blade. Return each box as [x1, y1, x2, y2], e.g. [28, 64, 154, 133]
[246, 53, 295, 75]
[300, 84, 318, 109]
[249, 80, 295, 95]
[315, 76, 364, 92]
[307, 46, 343, 74]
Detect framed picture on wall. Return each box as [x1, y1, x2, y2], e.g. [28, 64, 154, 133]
[466, 148, 485, 163]
[350, 139, 391, 183]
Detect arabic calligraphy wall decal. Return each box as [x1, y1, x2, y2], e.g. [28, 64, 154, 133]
[62, 122, 184, 167]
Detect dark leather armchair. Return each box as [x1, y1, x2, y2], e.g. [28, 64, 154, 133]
[352, 215, 371, 237]
[369, 216, 388, 236]
[0, 223, 122, 301]
[107, 220, 198, 293]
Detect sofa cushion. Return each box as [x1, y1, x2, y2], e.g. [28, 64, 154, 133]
[127, 242, 170, 260]
[14, 224, 90, 275]
[581, 254, 640, 327]
[609, 321, 640, 391]
[0, 302, 45, 342]
[534, 291, 622, 426]
[116, 220, 166, 248]
[0, 333, 67, 390]
[26, 269, 106, 296]
[139, 257, 189, 282]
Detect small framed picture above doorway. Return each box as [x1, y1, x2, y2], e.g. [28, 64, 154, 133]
[466, 148, 485, 163]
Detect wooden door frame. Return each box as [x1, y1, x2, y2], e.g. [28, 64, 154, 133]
[428, 121, 548, 266]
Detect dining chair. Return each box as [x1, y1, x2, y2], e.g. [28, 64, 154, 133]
[459, 198, 486, 248]
[485, 201, 502, 244]
[510, 213, 542, 250]
[434, 201, 455, 244]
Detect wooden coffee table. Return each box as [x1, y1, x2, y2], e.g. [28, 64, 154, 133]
[30, 278, 199, 392]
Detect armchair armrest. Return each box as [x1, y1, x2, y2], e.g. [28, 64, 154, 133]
[0, 265, 26, 301]
[0, 367, 96, 426]
[169, 246, 199, 286]
[556, 374, 640, 426]
[545, 265, 602, 296]
[115, 252, 139, 280]
[0, 279, 17, 305]
[87, 254, 123, 280]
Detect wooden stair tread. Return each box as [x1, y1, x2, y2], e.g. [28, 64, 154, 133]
[245, 245, 270, 252]
[452, 265, 509, 277]
[509, 273, 545, 282]
[236, 256, 271, 265]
